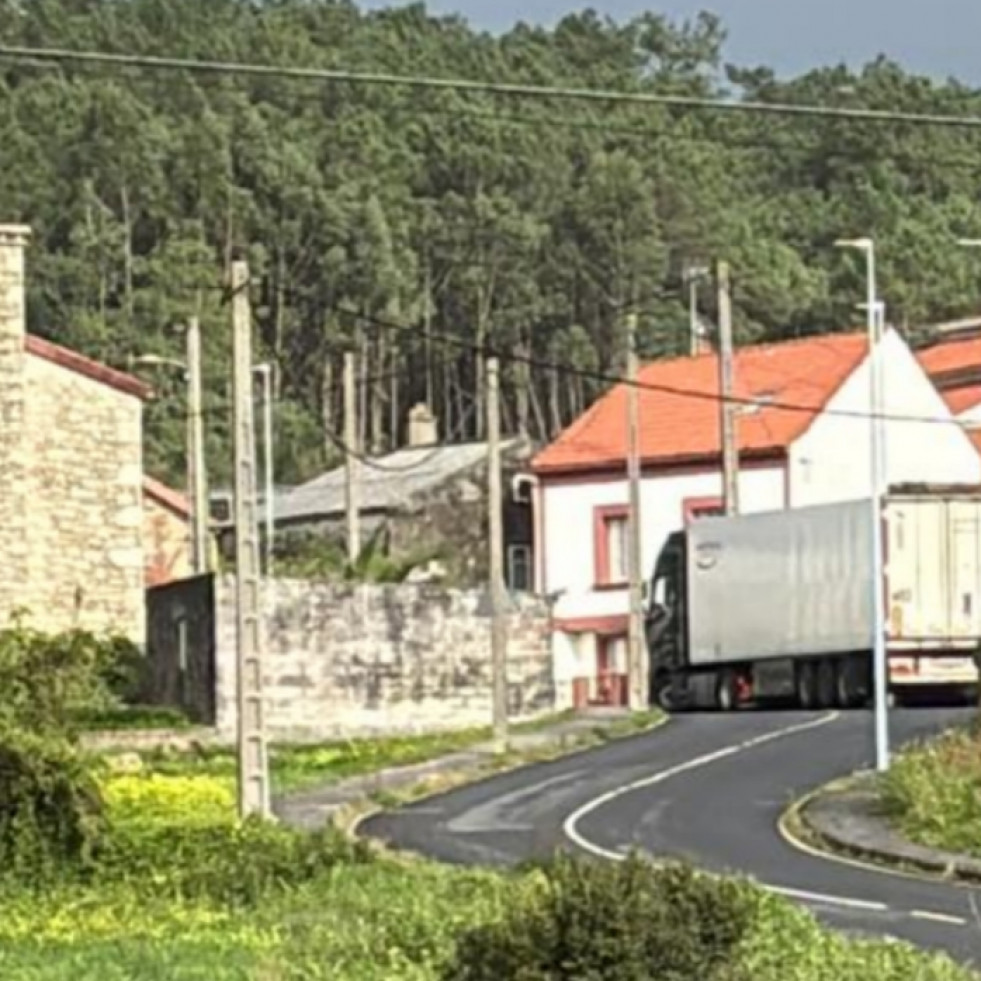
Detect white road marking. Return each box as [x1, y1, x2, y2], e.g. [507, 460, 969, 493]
[559, 710, 969, 927]
[910, 910, 969, 926]
[767, 884, 888, 912]
[562, 712, 839, 861]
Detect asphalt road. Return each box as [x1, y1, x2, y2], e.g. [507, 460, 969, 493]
[360, 705, 981, 965]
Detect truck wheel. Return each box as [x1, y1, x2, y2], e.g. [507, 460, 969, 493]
[653, 675, 679, 712]
[816, 659, 836, 708]
[834, 660, 855, 709]
[795, 662, 816, 709]
[716, 670, 739, 711]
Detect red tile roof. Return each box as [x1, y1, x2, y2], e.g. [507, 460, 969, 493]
[143, 476, 190, 517]
[941, 385, 981, 415]
[25, 335, 152, 401]
[533, 332, 869, 476]
[917, 335, 981, 377]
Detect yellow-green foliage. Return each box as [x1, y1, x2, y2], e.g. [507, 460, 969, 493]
[101, 773, 236, 829]
[879, 726, 981, 857]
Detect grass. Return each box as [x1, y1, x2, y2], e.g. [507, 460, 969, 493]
[879, 724, 981, 857]
[102, 709, 663, 797]
[0, 741, 976, 980]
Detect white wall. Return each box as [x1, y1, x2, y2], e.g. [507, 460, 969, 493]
[543, 464, 786, 702]
[789, 330, 981, 507]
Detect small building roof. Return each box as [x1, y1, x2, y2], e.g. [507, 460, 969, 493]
[533, 331, 870, 477]
[277, 440, 527, 524]
[143, 476, 190, 517]
[26, 335, 152, 400]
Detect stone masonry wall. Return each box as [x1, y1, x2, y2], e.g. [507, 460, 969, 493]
[213, 578, 555, 740]
[0, 228, 30, 620]
[22, 355, 144, 640]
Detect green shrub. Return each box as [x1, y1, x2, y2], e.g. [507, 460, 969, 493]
[444, 855, 753, 981]
[879, 726, 981, 856]
[0, 623, 133, 738]
[0, 731, 105, 882]
[97, 817, 373, 905]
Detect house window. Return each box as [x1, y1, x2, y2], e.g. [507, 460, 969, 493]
[594, 505, 630, 587]
[683, 496, 724, 525]
[507, 544, 533, 592]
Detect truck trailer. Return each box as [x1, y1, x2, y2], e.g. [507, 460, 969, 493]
[645, 489, 981, 711]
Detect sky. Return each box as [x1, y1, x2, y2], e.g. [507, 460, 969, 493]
[362, 1, 981, 85]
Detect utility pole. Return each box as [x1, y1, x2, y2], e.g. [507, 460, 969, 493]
[185, 315, 209, 574]
[343, 350, 361, 564]
[231, 259, 270, 819]
[717, 261, 740, 516]
[487, 356, 508, 751]
[626, 312, 647, 710]
[254, 363, 275, 578]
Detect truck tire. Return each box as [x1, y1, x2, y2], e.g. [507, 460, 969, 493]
[816, 659, 836, 708]
[795, 662, 816, 709]
[716, 670, 739, 711]
[834, 658, 861, 709]
[653, 674, 680, 712]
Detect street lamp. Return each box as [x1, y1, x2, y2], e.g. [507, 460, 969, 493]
[835, 237, 889, 772]
[253, 363, 274, 579]
[132, 317, 209, 576]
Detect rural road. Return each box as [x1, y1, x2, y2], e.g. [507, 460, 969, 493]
[360, 706, 981, 964]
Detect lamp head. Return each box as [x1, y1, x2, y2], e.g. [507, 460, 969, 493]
[834, 237, 873, 251]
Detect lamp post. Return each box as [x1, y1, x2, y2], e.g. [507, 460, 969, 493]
[835, 237, 889, 772]
[133, 325, 209, 576]
[252, 363, 275, 579]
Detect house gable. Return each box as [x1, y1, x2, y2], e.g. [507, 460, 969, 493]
[789, 328, 981, 507]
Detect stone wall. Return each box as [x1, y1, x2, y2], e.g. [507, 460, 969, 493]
[212, 577, 555, 740]
[22, 355, 145, 640]
[0, 227, 30, 619]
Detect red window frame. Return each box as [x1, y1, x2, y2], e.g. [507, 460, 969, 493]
[682, 496, 724, 525]
[593, 505, 630, 589]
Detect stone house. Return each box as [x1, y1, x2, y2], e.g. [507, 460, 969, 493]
[272, 426, 536, 590]
[0, 224, 151, 641]
[143, 477, 194, 588]
[534, 328, 981, 709]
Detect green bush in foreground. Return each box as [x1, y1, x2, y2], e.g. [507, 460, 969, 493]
[0, 731, 104, 882]
[879, 726, 981, 857]
[446, 856, 753, 981]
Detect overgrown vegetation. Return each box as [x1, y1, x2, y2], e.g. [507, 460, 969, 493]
[880, 725, 981, 857]
[0, 625, 974, 979]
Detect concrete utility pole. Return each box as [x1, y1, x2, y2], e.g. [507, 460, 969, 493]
[716, 261, 740, 516]
[254, 363, 275, 578]
[231, 259, 270, 818]
[487, 356, 509, 751]
[626, 312, 647, 710]
[185, 316, 209, 574]
[343, 350, 361, 564]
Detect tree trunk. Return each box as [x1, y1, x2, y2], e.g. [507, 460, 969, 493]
[548, 365, 562, 439]
[274, 247, 286, 363]
[320, 354, 335, 460]
[515, 336, 531, 439]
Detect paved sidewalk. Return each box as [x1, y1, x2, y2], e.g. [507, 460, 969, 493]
[276, 708, 653, 831]
[801, 774, 981, 882]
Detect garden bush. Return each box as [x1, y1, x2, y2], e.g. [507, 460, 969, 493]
[98, 815, 373, 905]
[0, 730, 104, 882]
[444, 855, 753, 981]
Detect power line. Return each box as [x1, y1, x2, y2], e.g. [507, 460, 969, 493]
[3, 45, 981, 129]
[352, 309, 981, 431]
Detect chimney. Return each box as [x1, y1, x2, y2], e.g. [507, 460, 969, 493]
[407, 403, 439, 447]
[0, 224, 31, 343]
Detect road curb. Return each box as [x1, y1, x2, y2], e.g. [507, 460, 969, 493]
[779, 776, 981, 889]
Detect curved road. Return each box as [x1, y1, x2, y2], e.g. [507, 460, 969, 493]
[360, 706, 981, 964]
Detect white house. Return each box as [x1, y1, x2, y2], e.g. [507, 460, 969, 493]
[532, 328, 981, 710]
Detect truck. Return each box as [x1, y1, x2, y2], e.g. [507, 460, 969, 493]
[645, 488, 981, 711]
